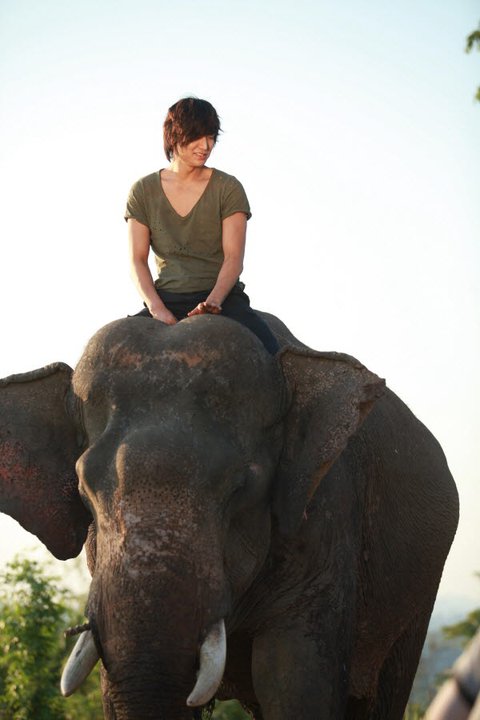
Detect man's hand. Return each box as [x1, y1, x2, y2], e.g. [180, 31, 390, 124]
[151, 306, 178, 325]
[187, 301, 222, 317]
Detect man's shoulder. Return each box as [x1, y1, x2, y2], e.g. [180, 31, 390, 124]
[127, 171, 162, 207]
[213, 168, 240, 183]
[212, 168, 243, 187]
[132, 170, 161, 188]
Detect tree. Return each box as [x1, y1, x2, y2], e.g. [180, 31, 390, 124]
[403, 704, 424, 720]
[442, 572, 480, 647]
[0, 555, 102, 719]
[442, 608, 480, 647]
[466, 23, 480, 101]
[212, 699, 251, 719]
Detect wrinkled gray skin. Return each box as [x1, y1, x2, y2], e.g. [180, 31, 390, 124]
[0, 314, 458, 719]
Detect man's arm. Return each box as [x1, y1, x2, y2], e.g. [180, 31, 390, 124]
[188, 212, 247, 316]
[128, 218, 177, 325]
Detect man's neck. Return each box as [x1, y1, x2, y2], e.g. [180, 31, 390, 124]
[168, 159, 209, 182]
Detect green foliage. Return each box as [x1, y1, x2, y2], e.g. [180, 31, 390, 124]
[0, 557, 68, 719]
[212, 699, 251, 719]
[442, 571, 480, 647]
[465, 23, 480, 101]
[403, 703, 425, 720]
[0, 555, 102, 719]
[466, 25, 480, 53]
[442, 607, 480, 647]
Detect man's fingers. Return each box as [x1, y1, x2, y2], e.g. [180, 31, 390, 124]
[204, 302, 222, 314]
[152, 311, 177, 324]
[186, 302, 222, 317]
[187, 305, 205, 317]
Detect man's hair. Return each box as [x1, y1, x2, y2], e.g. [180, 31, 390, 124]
[163, 97, 221, 161]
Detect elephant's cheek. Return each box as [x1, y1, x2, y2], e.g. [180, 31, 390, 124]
[225, 513, 271, 596]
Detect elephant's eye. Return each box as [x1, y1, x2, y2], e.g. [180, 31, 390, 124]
[227, 463, 265, 508]
[82, 401, 111, 444]
[66, 391, 88, 450]
[230, 470, 247, 495]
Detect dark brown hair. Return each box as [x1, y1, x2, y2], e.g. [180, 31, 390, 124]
[163, 97, 221, 161]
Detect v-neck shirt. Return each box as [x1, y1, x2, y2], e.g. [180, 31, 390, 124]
[125, 168, 251, 292]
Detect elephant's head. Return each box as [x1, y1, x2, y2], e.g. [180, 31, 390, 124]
[0, 315, 384, 719]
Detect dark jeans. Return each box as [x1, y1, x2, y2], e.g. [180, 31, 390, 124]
[134, 284, 279, 355]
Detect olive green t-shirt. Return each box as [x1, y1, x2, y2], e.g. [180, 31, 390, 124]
[124, 168, 251, 292]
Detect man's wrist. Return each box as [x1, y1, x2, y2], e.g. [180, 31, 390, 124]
[206, 291, 225, 307]
[147, 298, 166, 314]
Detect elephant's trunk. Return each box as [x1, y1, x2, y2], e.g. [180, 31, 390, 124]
[187, 619, 226, 707]
[75, 437, 232, 716]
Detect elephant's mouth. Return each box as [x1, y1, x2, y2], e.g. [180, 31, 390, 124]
[60, 617, 227, 709]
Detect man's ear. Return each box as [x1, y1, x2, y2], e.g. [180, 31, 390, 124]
[0, 363, 91, 559]
[274, 347, 385, 537]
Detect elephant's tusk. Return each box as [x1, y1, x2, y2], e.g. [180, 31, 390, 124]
[186, 619, 226, 707]
[60, 629, 100, 697]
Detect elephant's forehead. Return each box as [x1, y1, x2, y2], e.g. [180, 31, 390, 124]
[76, 340, 250, 391]
[80, 317, 262, 367]
[88, 342, 222, 371]
[72, 318, 280, 413]
[76, 317, 272, 379]
[71, 318, 284, 438]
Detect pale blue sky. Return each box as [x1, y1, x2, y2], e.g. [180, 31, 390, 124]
[1, 0, 479, 612]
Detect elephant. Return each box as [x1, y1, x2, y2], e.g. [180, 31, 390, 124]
[0, 312, 458, 719]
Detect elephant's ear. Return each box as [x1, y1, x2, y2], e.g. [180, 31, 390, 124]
[0, 363, 91, 560]
[274, 347, 385, 536]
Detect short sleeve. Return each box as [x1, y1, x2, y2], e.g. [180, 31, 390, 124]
[221, 176, 252, 221]
[124, 179, 149, 226]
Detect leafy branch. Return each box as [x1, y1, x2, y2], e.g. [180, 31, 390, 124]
[465, 23, 480, 101]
